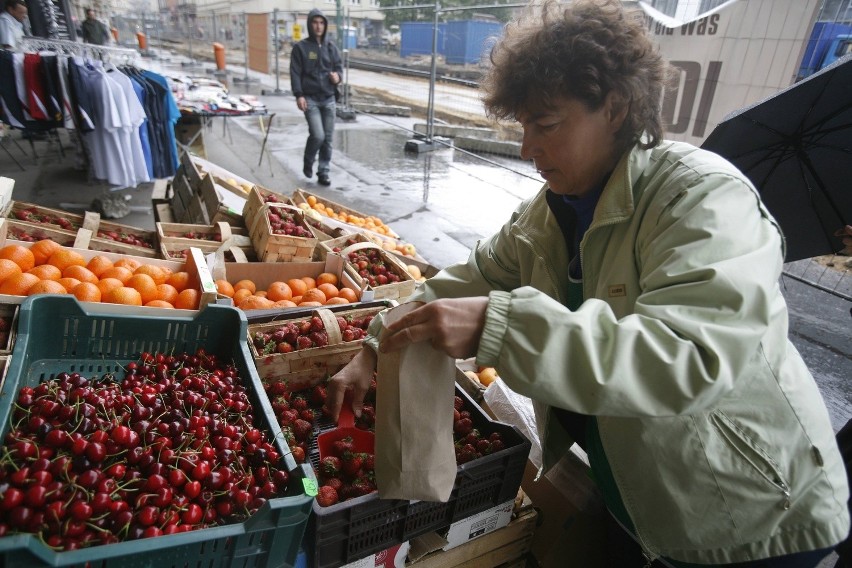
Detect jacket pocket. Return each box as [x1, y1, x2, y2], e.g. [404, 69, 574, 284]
[710, 410, 791, 510]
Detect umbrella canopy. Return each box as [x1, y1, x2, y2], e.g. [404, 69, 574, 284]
[701, 54, 852, 262]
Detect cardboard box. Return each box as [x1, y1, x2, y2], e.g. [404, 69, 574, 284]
[339, 542, 409, 568]
[444, 500, 514, 551]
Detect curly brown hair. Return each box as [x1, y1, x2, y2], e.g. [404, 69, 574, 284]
[481, 0, 667, 151]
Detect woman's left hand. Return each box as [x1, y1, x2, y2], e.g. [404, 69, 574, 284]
[380, 297, 489, 359]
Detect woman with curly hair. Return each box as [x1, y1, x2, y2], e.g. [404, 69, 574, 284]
[327, 1, 850, 565]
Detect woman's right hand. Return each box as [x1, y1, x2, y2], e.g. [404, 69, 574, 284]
[324, 346, 377, 422]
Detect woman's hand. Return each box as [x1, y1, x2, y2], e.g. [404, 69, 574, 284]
[380, 297, 489, 359]
[324, 346, 377, 421]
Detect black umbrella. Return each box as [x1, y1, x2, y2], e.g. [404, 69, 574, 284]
[701, 54, 852, 262]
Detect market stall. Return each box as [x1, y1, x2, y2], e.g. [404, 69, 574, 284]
[0, 166, 584, 568]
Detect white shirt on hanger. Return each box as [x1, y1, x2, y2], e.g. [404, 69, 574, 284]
[106, 67, 150, 186]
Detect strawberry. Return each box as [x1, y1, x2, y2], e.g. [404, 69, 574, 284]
[351, 477, 375, 497]
[278, 409, 299, 426]
[456, 443, 477, 464]
[363, 453, 375, 471]
[341, 452, 363, 477]
[319, 456, 342, 478]
[454, 418, 473, 436]
[476, 439, 492, 455]
[291, 446, 305, 463]
[316, 485, 339, 507]
[310, 316, 325, 333]
[325, 477, 343, 491]
[300, 409, 317, 423]
[291, 397, 309, 411]
[331, 437, 354, 457]
[490, 439, 505, 452]
[292, 419, 312, 442]
[462, 430, 480, 446]
[311, 385, 327, 406]
[453, 396, 464, 411]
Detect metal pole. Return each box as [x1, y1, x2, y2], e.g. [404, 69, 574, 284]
[426, 1, 439, 142]
[212, 11, 217, 42]
[234, 12, 256, 83]
[262, 9, 287, 95]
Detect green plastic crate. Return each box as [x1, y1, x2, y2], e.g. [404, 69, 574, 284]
[0, 295, 316, 568]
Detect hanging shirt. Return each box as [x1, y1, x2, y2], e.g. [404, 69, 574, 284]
[23, 53, 50, 121]
[55, 55, 76, 129]
[12, 52, 32, 121]
[76, 58, 127, 187]
[107, 67, 150, 186]
[67, 57, 96, 131]
[39, 54, 64, 124]
[0, 11, 24, 50]
[128, 75, 153, 179]
[141, 70, 179, 177]
[0, 50, 26, 127]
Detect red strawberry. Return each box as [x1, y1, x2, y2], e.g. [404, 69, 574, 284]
[331, 437, 354, 457]
[351, 477, 375, 497]
[320, 456, 342, 478]
[490, 439, 505, 452]
[456, 444, 477, 464]
[291, 446, 305, 463]
[311, 385, 328, 405]
[475, 439, 492, 455]
[300, 409, 317, 423]
[453, 396, 464, 411]
[310, 316, 325, 332]
[291, 397, 309, 411]
[316, 485, 339, 507]
[453, 418, 473, 436]
[292, 419, 312, 442]
[325, 477, 343, 491]
[341, 452, 364, 477]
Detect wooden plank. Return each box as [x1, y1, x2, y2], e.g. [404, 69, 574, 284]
[411, 510, 537, 568]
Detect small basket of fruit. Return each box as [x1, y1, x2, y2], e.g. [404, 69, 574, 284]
[248, 305, 383, 389]
[244, 189, 317, 263]
[335, 242, 416, 301]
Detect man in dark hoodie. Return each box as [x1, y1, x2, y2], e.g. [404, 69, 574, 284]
[290, 9, 343, 186]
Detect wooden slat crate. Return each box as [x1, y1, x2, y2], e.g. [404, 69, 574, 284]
[4, 219, 78, 246]
[248, 305, 383, 389]
[197, 174, 246, 226]
[338, 241, 416, 301]
[159, 240, 254, 263]
[242, 185, 294, 223]
[157, 221, 251, 249]
[245, 200, 318, 263]
[291, 188, 400, 238]
[5, 201, 92, 232]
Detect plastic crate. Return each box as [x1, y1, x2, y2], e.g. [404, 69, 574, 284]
[302, 384, 531, 568]
[0, 295, 316, 568]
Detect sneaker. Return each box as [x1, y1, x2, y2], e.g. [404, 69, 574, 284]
[318, 174, 331, 186]
[303, 164, 313, 178]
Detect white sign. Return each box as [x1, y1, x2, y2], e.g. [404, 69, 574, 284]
[639, 0, 820, 146]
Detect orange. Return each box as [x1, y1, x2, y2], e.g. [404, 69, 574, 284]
[338, 288, 358, 303]
[290, 295, 302, 305]
[301, 276, 316, 290]
[273, 299, 298, 308]
[286, 278, 308, 297]
[113, 258, 141, 272]
[96, 277, 124, 297]
[238, 295, 274, 311]
[86, 255, 114, 277]
[266, 281, 292, 302]
[126, 274, 159, 304]
[0, 259, 22, 285]
[72, 282, 101, 303]
[233, 279, 256, 294]
[307, 195, 318, 206]
[316, 272, 338, 286]
[27, 280, 67, 296]
[297, 301, 323, 307]
[103, 286, 142, 306]
[156, 284, 179, 305]
[100, 266, 133, 284]
[317, 283, 339, 300]
[301, 288, 327, 305]
[145, 300, 175, 309]
[215, 279, 235, 298]
[134, 265, 167, 285]
[255, 290, 267, 298]
[46, 249, 85, 272]
[174, 289, 200, 310]
[0, 272, 40, 295]
[62, 265, 98, 284]
[58, 277, 82, 291]
[166, 271, 191, 292]
[27, 265, 62, 281]
[232, 288, 253, 306]
[0, 245, 35, 272]
[325, 297, 350, 305]
[30, 240, 62, 266]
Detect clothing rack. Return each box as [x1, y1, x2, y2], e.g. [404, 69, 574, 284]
[19, 36, 138, 63]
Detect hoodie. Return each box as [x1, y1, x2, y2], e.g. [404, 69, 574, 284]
[290, 9, 343, 101]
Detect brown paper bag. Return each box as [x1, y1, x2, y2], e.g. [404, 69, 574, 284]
[375, 303, 457, 502]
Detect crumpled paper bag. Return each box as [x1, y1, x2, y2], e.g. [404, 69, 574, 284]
[375, 303, 457, 502]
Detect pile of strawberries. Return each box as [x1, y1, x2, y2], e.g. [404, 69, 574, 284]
[264, 378, 508, 508]
[95, 230, 155, 249]
[12, 207, 77, 231]
[337, 246, 404, 288]
[267, 208, 313, 239]
[181, 232, 222, 242]
[252, 313, 374, 355]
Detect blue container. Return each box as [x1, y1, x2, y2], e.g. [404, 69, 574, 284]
[444, 19, 502, 65]
[342, 27, 357, 50]
[400, 21, 445, 57]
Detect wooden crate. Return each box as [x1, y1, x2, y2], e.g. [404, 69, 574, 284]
[338, 241, 416, 301]
[4, 219, 77, 246]
[197, 173, 246, 226]
[248, 305, 383, 389]
[0, 303, 19, 355]
[159, 240, 254, 263]
[314, 232, 373, 260]
[242, 185, 294, 223]
[89, 218, 158, 258]
[291, 188, 400, 238]
[157, 221, 251, 249]
[245, 201, 318, 263]
[5, 201, 92, 232]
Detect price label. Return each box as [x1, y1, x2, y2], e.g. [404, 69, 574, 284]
[302, 477, 318, 496]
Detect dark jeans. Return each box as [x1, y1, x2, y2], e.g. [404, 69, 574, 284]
[605, 514, 833, 568]
[302, 96, 335, 175]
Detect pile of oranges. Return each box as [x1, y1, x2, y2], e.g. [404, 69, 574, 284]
[301, 195, 396, 237]
[216, 272, 358, 311]
[0, 241, 201, 310]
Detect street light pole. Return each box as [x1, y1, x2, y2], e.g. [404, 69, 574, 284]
[262, 8, 287, 95]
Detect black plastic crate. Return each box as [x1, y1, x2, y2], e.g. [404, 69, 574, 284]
[302, 384, 531, 568]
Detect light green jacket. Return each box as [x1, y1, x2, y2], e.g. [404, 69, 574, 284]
[370, 140, 849, 564]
